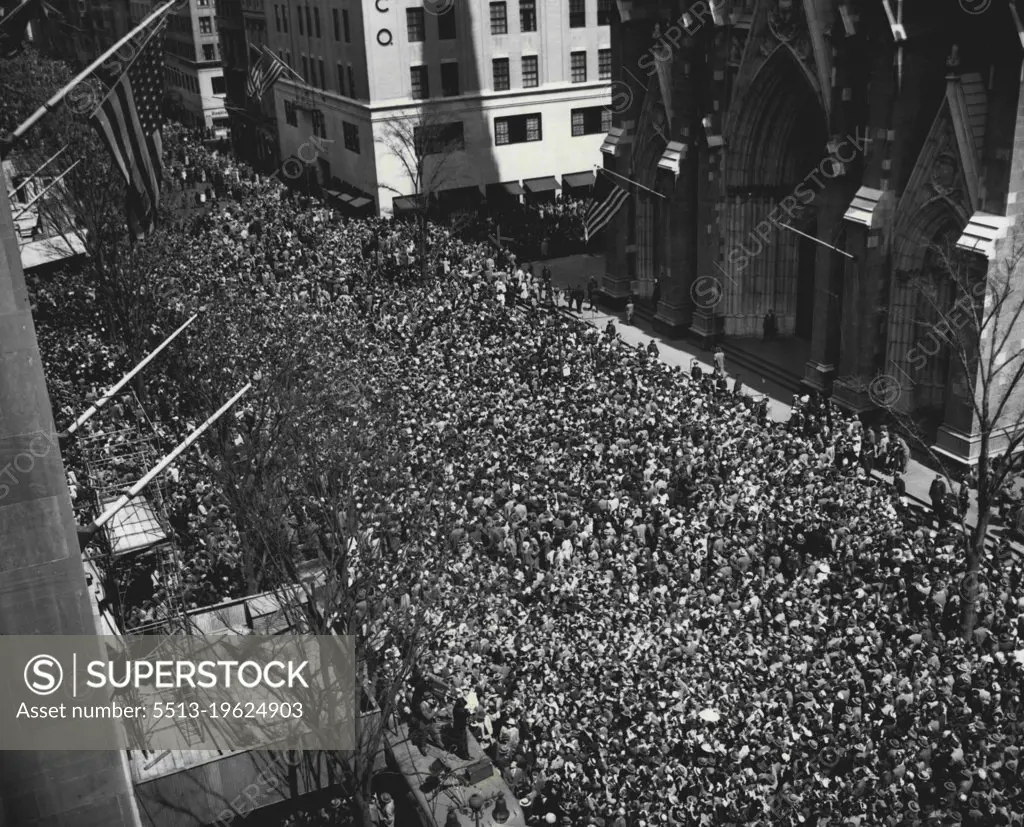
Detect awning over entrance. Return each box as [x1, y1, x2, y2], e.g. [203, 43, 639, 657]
[491, 181, 524, 196]
[562, 171, 595, 189]
[349, 196, 373, 210]
[956, 212, 1013, 259]
[393, 195, 424, 212]
[524, 176, 558, 194]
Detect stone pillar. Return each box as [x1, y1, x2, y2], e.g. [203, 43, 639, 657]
[0, 181, 140, 826]
[803, 188, 855, 391]
[656, 23, 699, 338]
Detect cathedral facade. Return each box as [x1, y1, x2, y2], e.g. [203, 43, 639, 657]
[602, 0, 1024, 465]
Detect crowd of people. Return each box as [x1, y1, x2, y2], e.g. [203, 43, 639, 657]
[28, 126, 1024, 827]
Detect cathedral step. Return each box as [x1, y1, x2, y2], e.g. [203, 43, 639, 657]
[718, 339, 809, 396]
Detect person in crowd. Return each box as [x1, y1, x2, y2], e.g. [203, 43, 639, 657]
[44, 123, 1022, 827]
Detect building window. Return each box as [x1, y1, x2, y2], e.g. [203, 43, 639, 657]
[438, 7, 455, 39]
[198, 15, 212, 33]
[274, 4, 280, 32]
[492, 57, 509, 91]
[312, 109, 326, 139]
[301, 55, 309, 82]
[440, 62, 459, 96]
[337, 62, 346, 95]
[343, 121, 360, 153]
[494, 113, 541, 145]
[407, 8, 424, 41]
[598, 48, 611, 80]
[521, 54, 538, 87]
[285, 100, 298, 126]
[332, 8, 339, 39]
[410, 65, 429, 99]
[569, 0, 585, 27]
[203, 43, 216, 61]
[313, 6, 320, 37]
[519, 0, 536, 31]
[297, 4, 303, 34]
[318, 58, 326, 89]
[571, 51, 587, 83]
[490, 2, 507, 35]
[281, 6, 288, 32]
[598, 0, 612, 25]
[348, 65, 356, 97]
[212, 74, 226, 94]
[414, 122, 465, 154]
[342, 9, 350, 41]
[571, 106, 610, 136]
[305, 6, 312, 36]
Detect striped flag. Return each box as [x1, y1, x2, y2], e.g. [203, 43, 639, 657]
[584, 169, 630, 243]
[630, 73, 668, 188]
[247, 44, 288, 101]
[89, 17, 166, 234]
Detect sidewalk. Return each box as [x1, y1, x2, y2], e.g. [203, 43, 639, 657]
[540, 255, 1011, 544]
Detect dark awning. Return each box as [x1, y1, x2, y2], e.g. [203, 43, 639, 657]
[349, 197, 372, 210]
[491, 181, 524, 196]
[393, 195, 423, 212]
[523, 176, 558, 194]
[562, 171, 595, 188]
[322, 188, 344, 200]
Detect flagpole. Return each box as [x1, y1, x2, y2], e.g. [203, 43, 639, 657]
[89, 383, 252, 532]
[63, 313, 199, 437]
[595, 165, 666, 199]
[10, 144, 69, 197]
[6, 0, 178, 147]
[778, 223, 856, 260]
[11, 158, 80, 220]
[262, 44, 304, 82]
[0, 0, 33, 34]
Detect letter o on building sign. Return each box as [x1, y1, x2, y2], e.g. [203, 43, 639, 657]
[377, 28, 393, 46]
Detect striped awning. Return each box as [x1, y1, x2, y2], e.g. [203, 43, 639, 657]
[562, 170, 596, 188]
[956, 212, 1013, 259]
[524, 176, 558, 193]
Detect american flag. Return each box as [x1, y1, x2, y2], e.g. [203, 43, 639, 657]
[584, 169, 630, 244]
[630, 73, 668, 189]
[246, 44, 288, 102]
[90, 17, 166, 233]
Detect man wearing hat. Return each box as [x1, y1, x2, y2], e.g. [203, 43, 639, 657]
[929, 474, 947, 528]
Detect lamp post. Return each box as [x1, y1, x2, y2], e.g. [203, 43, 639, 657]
[456, 793, 510, 827]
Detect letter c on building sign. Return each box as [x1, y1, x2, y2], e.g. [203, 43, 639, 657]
[375, 0, 389, 10]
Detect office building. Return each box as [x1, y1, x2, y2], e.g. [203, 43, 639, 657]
[265, 0, 613, 213]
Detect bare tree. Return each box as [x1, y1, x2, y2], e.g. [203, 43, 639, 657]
[379, 107, 464, 277]
[879, 227, 1024, 638]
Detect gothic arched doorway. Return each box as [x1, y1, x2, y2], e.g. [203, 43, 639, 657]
[720, 46, 828, 339]
[888, 199, 969, 420]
